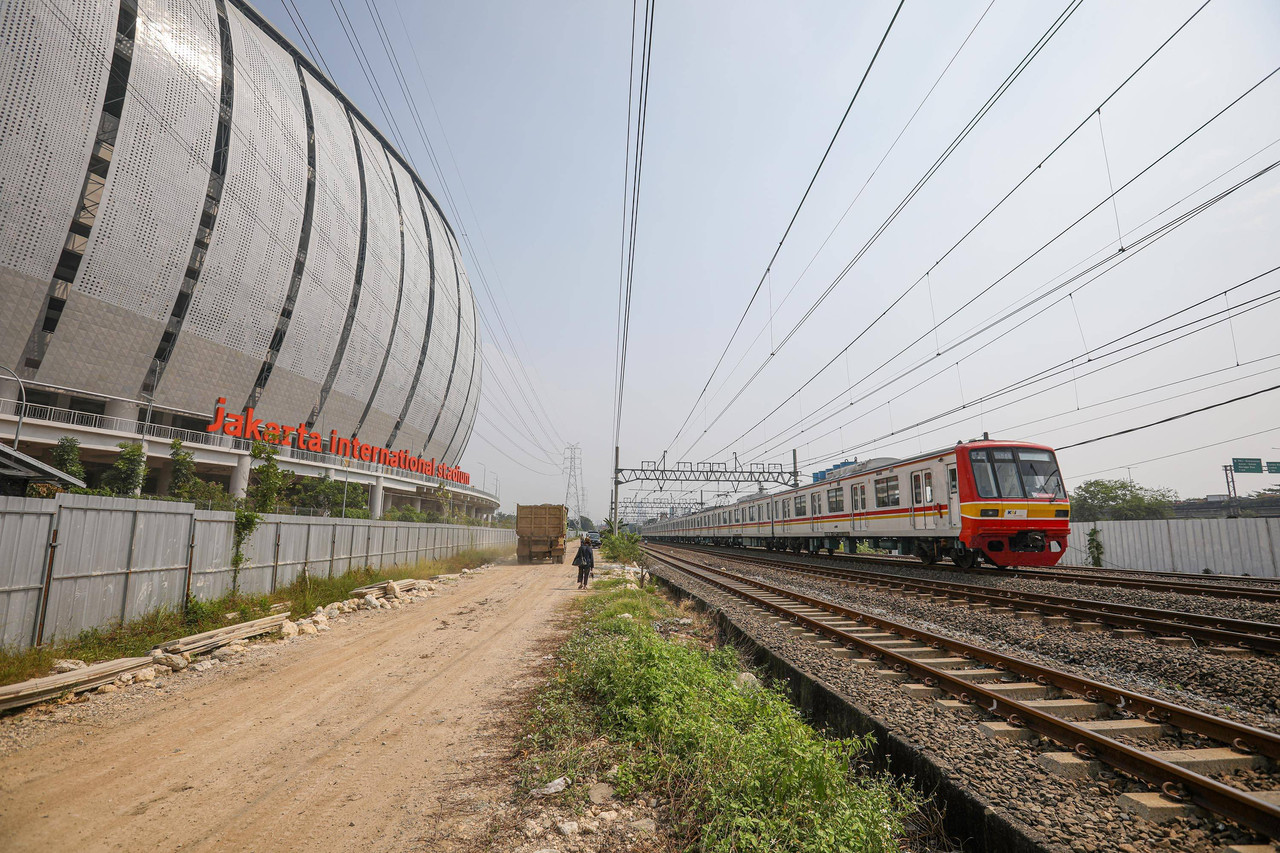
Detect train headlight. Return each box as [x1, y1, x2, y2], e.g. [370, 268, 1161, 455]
[1055, 509, 1069, 518]
[980, 509, 999, 517]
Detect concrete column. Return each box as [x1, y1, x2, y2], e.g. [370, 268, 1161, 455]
[104, 399, 140, 424]
[231, 454, 251, 498]
[0, 378, 18, 416]
[370, 476, 385, 519]
[412, 496, 422, 511]
[153, 460, 172, 496]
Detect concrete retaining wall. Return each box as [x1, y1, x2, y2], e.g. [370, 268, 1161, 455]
[0, 493, 515, 648]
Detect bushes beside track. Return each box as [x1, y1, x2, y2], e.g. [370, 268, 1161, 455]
[520, 578, 916, 852]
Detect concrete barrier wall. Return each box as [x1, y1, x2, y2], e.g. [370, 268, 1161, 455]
[0, 494, 515, 648]
[1062, 518, 1280, 578]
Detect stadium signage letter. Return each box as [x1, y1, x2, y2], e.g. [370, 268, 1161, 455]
[206, 397, 470, 485]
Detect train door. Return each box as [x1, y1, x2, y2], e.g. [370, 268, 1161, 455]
[910, 471, 929, 530]
[810, 490, 821, 533]
[945, 464, 958, 529]
[852, 483, 868, 531]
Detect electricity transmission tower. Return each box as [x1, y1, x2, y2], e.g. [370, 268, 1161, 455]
[563, 444, 584, 529]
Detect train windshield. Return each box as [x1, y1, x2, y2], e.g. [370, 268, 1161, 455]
[969, 448, 1064, 500]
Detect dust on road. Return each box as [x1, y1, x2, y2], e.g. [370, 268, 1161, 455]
[0, 553, 584, 852]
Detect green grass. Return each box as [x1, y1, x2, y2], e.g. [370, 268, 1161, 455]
[520, 580, 916, 853]
[0, 547, 508, 689]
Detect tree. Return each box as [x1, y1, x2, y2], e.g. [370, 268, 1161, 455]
[1086, 528, 1104, 568]
[51, 436, 86, 482]
[247, 441, 292, 513]
[102, 442, 146, 496]
[1070, 478, 1177, 522]
[168, 438, 197, 499]
[578, 515, 594, 531]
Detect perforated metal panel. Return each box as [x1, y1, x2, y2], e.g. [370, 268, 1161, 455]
[322, 121, 399, 441]
[446, 316, 482, 466]
[427, 231, 473, 460]
[71, 0, 220, 321]
[0, 0, 115, 281]
[171, 8, 305, 354]
[409, 196, 459, 455]
[442, 261, 478, 462]
[260, 69, 359, 394]
[159, 5, 307, 411]
[370, 154, 431, 450]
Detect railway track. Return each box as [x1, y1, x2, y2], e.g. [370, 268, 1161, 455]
[665, 543, 1280, 655]
[644, 544, 1280, 842]
[671, 542, 1280, 602]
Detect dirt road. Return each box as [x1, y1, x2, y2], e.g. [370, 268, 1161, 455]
[0, 556, 583, 852]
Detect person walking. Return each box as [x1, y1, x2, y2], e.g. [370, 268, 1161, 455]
[572, 535, 594, 589]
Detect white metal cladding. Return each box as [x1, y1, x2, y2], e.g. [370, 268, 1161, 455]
[0, 497, 55, 647]
[0, 0, 114, 281]
[253, 68, 359, 417]
[372, 154, 431, 451]
[70, 0, 220, 322]
[160, 4, 307, 410]
[427, 233, 473, 460]
[321, 121, 400, 443]
[449, 327, 482, 464]
[403, 192, 456, 447]
[442, 263, 479, 463]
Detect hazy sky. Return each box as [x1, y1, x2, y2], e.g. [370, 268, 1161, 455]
[255, 0, 1280, 518]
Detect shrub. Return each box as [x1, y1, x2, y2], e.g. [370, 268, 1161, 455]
[102, 442, 146, 495]
[51, 436, 86, 481]
[524, 586, 915, 853]
[168, 438, 197, 499]
[601, 530, 643, 563]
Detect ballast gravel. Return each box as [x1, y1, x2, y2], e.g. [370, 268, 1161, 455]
[649, 561, 1271, 853]
[835, 554, 1280, 624]
[718, 557, 1280, 732]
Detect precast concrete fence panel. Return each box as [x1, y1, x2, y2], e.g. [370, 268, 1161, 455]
[1062, 518, 1279, 578]
[0, 494, 515, 649]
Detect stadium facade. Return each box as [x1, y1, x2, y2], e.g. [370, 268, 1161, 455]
[0, 0, 495, 515]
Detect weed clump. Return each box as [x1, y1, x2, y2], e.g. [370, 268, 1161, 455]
[523, 583, 915, 853]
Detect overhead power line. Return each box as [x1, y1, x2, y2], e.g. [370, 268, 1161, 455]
[664, 0, 907, 454]
[673, 0, 1087, 461]
[711, 61, 1279, 463]
[1055, 383, 1280, 452]
[610, 0, 656, 528]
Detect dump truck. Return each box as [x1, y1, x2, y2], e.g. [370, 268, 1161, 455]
[516, 504, 568, 564]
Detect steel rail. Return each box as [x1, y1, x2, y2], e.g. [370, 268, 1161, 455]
[644, 545, 1280, 840]
[668, 543, 1280, 654]
[675, 541, 1280, 601]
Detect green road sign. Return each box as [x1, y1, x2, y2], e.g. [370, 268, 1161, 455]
[1268, 461, 1280, 474]
[1232, 458, 1264, 474]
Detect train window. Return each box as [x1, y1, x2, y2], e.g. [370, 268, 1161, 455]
[794, 495, 807, 515]
[827, 487, 844, 512]
[748, 506, 755, 522]
[912, 474, 923, 505]
[782, 501, 790, 519]
[773, 501, 779, 519]
[969, 451, 998, 498]
[992, 449, 1024, 498]
[1017, 449, 1064, 499]
[875, 476, 899, 507]
[812, 492, 822, 515]
[949, 467, 958, 495]
[924, 472, 933, 503]
[735, 509, 741, 523]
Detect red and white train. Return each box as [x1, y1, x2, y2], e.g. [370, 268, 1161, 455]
[642, 438, 1070, 568]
